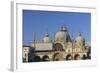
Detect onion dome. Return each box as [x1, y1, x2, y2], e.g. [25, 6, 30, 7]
[43, 33, 51, 43]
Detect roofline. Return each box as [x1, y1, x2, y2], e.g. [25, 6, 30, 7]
[23, 45, 31, 47]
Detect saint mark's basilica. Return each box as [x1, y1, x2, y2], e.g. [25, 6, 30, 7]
[23, 25, 91, 62]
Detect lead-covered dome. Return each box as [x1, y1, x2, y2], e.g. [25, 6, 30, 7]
[55, 31, 67, 42]
[55, 26, 71, 42]
[43, 33, 51, 43]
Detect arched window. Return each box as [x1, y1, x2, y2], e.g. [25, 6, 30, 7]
[25, 53, 27, 57]
[53, 43, 64, 51]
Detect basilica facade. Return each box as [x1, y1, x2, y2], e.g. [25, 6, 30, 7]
[23, 26, 91, 62]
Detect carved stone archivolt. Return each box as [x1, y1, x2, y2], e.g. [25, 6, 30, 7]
[52, 51, 64, 61]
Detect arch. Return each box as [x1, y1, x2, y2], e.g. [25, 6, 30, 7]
[53, 52, 63, 61]
[42, 55, 50, 61]
[34, 55, 41, 62]
[66, 54, 72, 60]
[74, 54, 81, 60]
[53, 43, 64, 51]
[82, 54, 87, 60]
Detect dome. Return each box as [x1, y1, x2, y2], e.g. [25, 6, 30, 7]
[75, 33, 85, 46]
[55, 26, 71, 42]
[43, 33, 51, 43]
[55, 31, 67, 42]
[76, 33, 84, 41]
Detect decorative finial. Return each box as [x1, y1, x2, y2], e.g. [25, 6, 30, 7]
[45, 32, 49, 37]
[78, 32, 82, 36]
[60, 25, 67, 32]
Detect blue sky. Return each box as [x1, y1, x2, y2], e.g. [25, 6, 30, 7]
[23, 10, 91, 45]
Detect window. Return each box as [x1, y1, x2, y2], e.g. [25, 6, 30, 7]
[53, 43, 64, 51]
